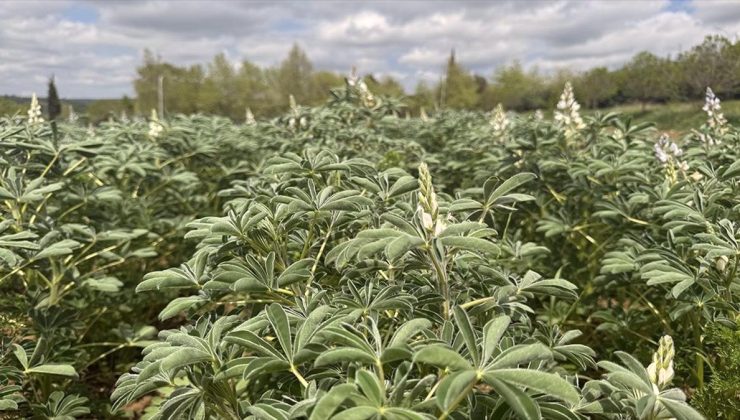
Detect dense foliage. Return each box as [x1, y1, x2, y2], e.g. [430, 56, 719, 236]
[1, 81, 738, 419]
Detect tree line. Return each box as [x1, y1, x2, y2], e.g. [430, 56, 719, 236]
[2, 35, 738, 122]
[133, 35, 739, 120]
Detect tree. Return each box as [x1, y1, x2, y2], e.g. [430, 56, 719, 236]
[620, 52, 677, 110]
[276, 43, 315, 106]
[310, 71, 344, 105]
[199, 53, 240, 118]
[482, 62, 547, 111]
[574, 67, 618, 108]
[678, 35, 740, 98]
[47, 76, 62, 120]
[441, 50, 479, 109]
[408, 81, 436, 114]
[364, 75, 405, 98]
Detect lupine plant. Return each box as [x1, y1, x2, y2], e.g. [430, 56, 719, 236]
[1, 80, 736, 418]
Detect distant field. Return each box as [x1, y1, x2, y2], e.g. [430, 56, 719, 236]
[592, 100, 740, 132]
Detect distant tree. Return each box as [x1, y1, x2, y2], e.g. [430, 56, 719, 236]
[574, 67, 618, 108]
[678, 35, 740, 98]
[311, 71, 344, 104]
[200, 53, 240, 118]
[365, 75, 406, 98]
[441, 50, 479, 109]
[408, 81, 436, 114]
[277, 44, 315, 106]
[47, 76, 62, 120]
[482, 62, 546, 111]
[473, 75, 488, 97]
[121, 95, 135, 115]
[620, 52, 677, 110]
[237, 60, 274, 114]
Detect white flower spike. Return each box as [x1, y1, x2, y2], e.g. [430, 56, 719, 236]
[647, 335, 675, 391]
[490, 104, 509, 137]
[27, 93, 44, 124]
[554, 82, 585, 136]
[148, 109, 163, 138]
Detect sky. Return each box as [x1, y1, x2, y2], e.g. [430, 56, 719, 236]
[1, 0, 739, 99]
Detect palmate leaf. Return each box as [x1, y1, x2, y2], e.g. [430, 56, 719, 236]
[31, 391, 89, 419]
[639, 253, 696, 298]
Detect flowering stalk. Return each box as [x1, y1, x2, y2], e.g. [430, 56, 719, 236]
[703, 87, 727, 138]
[67, 105, 78, 123]
[654, 133, 688, 183]
[554, 82, 585, 137]
[148, 109, 163, 138]
[245, 108, 256, 125]
[418, 162, 450, 319]
[490, 104, 509, 138]
[27, 93, 44, 125]
[345, 68, 377, 108]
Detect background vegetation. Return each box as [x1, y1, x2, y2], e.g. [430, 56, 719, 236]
[1, 76, 738, 419]
[3, 35, 739, 128]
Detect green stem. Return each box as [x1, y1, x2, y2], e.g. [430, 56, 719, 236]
[427, 241, 450, 320]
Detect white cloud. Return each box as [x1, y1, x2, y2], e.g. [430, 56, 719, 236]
[0, 0, 737, 98]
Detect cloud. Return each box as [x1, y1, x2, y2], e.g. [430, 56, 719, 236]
[0, 0, 737, 98]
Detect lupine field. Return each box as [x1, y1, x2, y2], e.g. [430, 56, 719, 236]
[1, 81, 739, 419]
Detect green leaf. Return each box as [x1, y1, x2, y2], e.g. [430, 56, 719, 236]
[33, 239, 80, 260]
[483, 369, 579, 406]
[440, 236, 500, 256]
[659, 395, 705, 420]
[267, 304, 293, 361]
[12, 345, 28, 370]
[485, 173, 536, 206]
[389, 318, 432, 348]
[309, 384, 356, 420]
[385, 234, 425, 260]
[159, 296, 208, 321]
[315, 348, 377, 367]
[160, 348, 212, 372]
[26, 364, 77, 377]
[452, 306, 480, 366]
[488, 343, 552, 370]
[487, 376, 541, 420]
[331, 406, 379, 420]
[414, 345, 472, 371]
[436, 370, 477, 412]
[355, 369, 384, 406]
[482, 316, 511, 365]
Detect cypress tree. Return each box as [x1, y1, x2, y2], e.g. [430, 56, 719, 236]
[47, 76, 62, 120]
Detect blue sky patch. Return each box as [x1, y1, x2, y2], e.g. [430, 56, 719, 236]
[62, 4, 99, 24]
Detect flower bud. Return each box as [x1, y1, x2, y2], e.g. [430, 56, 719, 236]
[647, 335, 675, 390]
[716, 255, 729, 273]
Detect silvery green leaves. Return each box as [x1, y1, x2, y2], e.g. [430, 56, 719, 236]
[589, 351, 704, 420]
[413, 308, 580, 419]
[115, 151, 598, 419]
